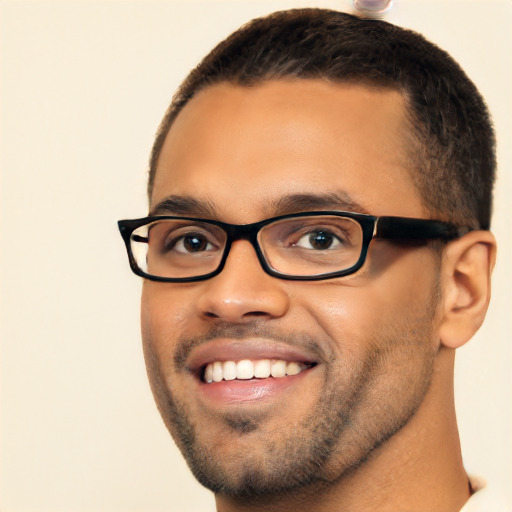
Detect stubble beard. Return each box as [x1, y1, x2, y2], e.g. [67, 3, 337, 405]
[142, 304, 439, 500]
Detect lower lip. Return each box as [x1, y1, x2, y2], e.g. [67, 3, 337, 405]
[196, 368, 314, 405]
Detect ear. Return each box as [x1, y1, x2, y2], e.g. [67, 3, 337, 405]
[438, 230, 496, 349]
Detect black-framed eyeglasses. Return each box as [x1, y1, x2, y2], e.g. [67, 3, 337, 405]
[118, 211, 470, 282]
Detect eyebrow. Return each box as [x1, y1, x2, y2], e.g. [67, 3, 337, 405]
[149, 196, 217, 217]
[268, 192, 371, 216]
[149, 191, 370, 219]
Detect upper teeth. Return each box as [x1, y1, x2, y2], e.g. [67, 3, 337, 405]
[204, 359, 308, 383]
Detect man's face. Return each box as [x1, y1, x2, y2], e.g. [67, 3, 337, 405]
[142, 80, 442, 496]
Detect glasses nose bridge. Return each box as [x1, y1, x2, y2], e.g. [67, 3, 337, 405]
[222, 221, 267, 268]
[224, 221, 262, 250]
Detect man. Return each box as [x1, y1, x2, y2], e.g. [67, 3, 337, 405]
[119, 8, 498, 511]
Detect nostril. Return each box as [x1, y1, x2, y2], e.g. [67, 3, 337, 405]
[202, 310, 271, 321]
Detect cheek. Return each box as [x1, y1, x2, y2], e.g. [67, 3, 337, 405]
[140, 283, 193, 361]
[297, 247, 440, 351]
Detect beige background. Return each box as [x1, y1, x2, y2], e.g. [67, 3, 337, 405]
[1, 1, 510, 510]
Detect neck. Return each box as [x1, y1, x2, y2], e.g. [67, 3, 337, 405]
[215, 347, 470, 512]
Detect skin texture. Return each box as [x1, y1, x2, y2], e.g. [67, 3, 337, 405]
[141, 80, 496, 512]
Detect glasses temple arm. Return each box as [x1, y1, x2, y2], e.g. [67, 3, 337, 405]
[375, 217, 471, 241]
[131, 234, 149, 243]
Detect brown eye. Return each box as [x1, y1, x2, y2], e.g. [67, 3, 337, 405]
[306, 230, 335, 250]
[294, 229, 344, 250]
[170, 233, 213, 254]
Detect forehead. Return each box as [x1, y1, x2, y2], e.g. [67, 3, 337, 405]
[152, 79, 425, 221]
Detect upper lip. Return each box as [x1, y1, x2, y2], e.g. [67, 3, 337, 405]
[185, 338, 319, 376]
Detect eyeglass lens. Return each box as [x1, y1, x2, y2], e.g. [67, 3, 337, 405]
[130, 216, 364, 279]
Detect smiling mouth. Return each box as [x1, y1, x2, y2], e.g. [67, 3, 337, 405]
[203, 359, 315, 383]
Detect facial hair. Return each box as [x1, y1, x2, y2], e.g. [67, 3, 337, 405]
[142, 293, 439, 500]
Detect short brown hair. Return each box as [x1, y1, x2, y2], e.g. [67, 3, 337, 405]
[148, 8, 495, 229]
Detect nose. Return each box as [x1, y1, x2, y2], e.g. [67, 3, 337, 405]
[195, 240, 291, 323]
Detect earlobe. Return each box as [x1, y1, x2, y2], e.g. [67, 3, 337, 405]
[438, 230, 496, 349]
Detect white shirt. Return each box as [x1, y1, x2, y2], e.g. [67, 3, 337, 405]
[460, 476, 511, 512]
